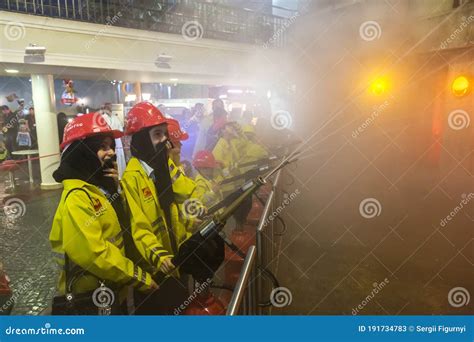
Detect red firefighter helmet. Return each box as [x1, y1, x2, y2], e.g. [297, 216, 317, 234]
[193, 150, 218, 169]
[60, 113, 123, 150]
[125, 102, 167, 135]
[166, 118, 189, 142]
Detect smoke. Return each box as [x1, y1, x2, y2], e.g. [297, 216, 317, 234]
[263, 1, 473, 314]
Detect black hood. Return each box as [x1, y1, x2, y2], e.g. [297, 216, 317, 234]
[130, 125, 175, 211]
[130, 126, 178, 254]
[53, 135, 117, 195]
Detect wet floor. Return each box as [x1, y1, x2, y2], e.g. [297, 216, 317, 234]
[0, 160, 60, 315]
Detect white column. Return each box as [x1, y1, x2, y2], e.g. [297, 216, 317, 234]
[31, 74, 62, 189]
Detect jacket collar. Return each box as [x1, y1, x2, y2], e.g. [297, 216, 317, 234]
[62, 179, 104, 197]
[139, 159, 154, 177]
[126, 157, 159, 206]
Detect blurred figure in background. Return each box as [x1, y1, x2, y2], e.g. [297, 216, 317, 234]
[212, 121, 240, 176]
[16, 119, 32, 150]
[2, 105, 18, 159]
[166, 118, 197, 205]
[26, 107, 37, 148]
[157, 104, 167, 115]
[167, 118, 188, 168]
[180, 160, 194, 178]
[241, 124, 268, 163]
[192, 150, 222, 209]
[205, 99, 228, 150]
[57, 112, 68, 145]
[14, 99, 27, 118]
[229, 107, 242, 123]
[192, 103, 211, 156]
[241, 110, 254, 126]
[180, 108, 198, 161]
[0, 106, 4, 130]
[0, 141, 6, 163]
[212, 121, 245, 196]
[101, 103, 126, 179]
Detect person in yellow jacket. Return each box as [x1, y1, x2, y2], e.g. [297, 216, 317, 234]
[166, 117, 196, 204]
[211, 121, 242, 193]
[165, 118, 198, 232]
[49, 113, 158, 315]
[236, 124, 270, 174]
[121, 102, 191, 315]
[191, 150, 223, 209]
[241, 124, 269, 162]
[212, 121, 240, 174]
[0, 141, 7, 163]
[213, 122, 257, 231]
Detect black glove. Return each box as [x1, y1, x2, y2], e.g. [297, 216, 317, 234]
[173, 233, 224, 282]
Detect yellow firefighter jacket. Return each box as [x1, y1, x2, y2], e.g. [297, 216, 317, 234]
[121, 157, 191, 277]
[49, 179, 153, 297]
[192, 173, 222, 209]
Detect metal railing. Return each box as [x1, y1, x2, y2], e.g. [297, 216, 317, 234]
[256, 169, 281, 315]
[226, 169, 282, 315]
[225, 245, 256, 316]
[0, 0, 291, 47]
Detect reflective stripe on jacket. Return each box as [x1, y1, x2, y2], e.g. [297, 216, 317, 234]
[49, 179, 153, 297]
[121, 157, 191, 276]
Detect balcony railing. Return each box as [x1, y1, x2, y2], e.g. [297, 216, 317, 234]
[0, 0, 292, 47]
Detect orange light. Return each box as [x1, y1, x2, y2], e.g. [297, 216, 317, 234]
[369, 76, 389, 95]
[451, 75, 470, 97]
